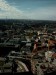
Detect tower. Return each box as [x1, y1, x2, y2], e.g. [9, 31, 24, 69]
[43, 24, 47, 33]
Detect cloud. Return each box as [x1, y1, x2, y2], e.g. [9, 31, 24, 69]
[25, 7, 56, 20]
[0, 0, 27, 19]
[27, 8, 31, 10]
[0, 0, 56, 20]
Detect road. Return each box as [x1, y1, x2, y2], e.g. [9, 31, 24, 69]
[17, 60, 29, 72]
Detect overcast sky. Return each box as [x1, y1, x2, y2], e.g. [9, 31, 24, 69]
[0, 0, 56, 20]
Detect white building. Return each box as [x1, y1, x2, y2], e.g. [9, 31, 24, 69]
[45, 51, 54, 62]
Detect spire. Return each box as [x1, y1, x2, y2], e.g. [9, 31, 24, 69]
[32, 39, 38, 53]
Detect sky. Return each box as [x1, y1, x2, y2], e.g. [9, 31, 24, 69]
[0, 0, 56, 20]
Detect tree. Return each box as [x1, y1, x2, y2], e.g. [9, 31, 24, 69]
[12, 59, 18, 73]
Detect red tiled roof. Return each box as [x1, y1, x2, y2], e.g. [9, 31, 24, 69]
[52, 53, 56, 58]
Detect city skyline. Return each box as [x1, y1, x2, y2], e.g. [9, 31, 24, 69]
[0, 0, 56, 20]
